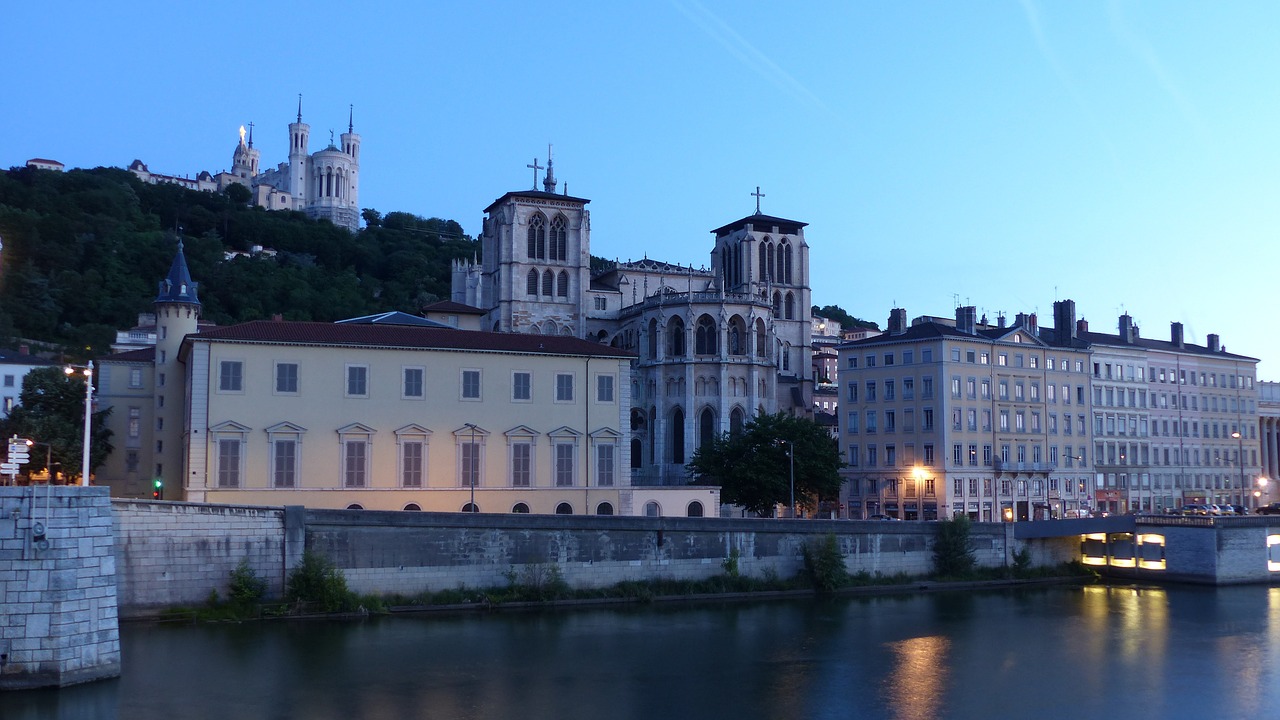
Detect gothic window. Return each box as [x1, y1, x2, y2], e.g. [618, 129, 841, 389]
[781, 239, 793, 283]
[758, 241, 769, 282]
[781, 342, 791, 372]
[730, 407, 745, 436]
[550, 215, 567, 260]
[699, 407, 715, 448]
[527, 213, 547, 259]
[767, 240, 776, 282]
[772, 291, 782, 318]
[648, 406, 657, 463]
[728, 315, 747, 356]
[542, 269, 554, 296]
[648, 319, 658, 359]
[695, 315, 717, 355]
[527, 269, 539, 296]
[671, 407, 686, 463]
[785, 292, 795, 320]
[556, 270, 569, 297]
[733, 244, 743, 287]
[668, 317, 686, 357]
[755, 318, 767, 358]
[630, 438, 642, 468]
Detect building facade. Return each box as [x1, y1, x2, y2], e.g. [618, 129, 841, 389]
[453, 156, 815, 487]
[0, 347, 56, 418]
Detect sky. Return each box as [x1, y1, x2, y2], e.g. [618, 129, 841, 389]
[5, 2, 1279, 374]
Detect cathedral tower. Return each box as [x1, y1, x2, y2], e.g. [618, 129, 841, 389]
[288, 95, 310, 201]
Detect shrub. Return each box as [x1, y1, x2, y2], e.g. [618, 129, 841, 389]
[286, 550, 354, 612]
[1012, 546, 1033, 577]
[933, 516, 976, 578]
[802, 533, 849, 592]
[229, 559, 267, 606]
[722, 549, 741, 578]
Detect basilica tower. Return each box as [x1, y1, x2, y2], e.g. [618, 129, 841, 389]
[288, 95, 310, 202]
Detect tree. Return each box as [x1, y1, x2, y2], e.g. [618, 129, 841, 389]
[687, 412, 845, 515]
[223, 182, 251, 205]
[0, 367, 113, 482]
[812, 304, 879, 331]
[932, 516, 976, 578]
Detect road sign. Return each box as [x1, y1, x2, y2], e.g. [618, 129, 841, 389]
[8, 451, 30, 464]
[0, 462, 19, 472]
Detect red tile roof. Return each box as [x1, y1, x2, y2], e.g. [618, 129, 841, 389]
[188, 321, 634, 358]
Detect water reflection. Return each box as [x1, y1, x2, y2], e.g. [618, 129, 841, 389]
[6, 586, 1280, 720]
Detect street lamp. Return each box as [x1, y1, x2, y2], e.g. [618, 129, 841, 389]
[779, 439, 795, 519]
[463, 422, 478, 512]
[64, 361, 93, 486]
[1258, 477, 1270, 508]
[1232, 431, 1245, 506]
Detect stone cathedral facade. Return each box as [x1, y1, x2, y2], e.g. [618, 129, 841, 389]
[453, 156, 815, 485]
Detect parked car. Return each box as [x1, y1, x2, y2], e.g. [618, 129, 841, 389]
[1257, 502, 1280, 516]
[1231, 505, 1248, 516]
[867, 514, 902, 521]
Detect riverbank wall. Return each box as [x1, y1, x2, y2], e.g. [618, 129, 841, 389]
[109, 500, 1078, 617]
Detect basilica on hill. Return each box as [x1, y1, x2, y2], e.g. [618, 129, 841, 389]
[452, 152, 816, 485]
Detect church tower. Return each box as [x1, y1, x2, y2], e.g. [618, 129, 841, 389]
[288, 95, 310, 202]
[153, 240, 201, 499]
[339, 105, 361, 214]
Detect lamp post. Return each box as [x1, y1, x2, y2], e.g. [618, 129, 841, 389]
[1232, 430, 1245, 507]
[464, 422, 478, 512]
[779, 438, 795, 519]
[1257, 477, 1269, 509]
[65, 361, 93, 486]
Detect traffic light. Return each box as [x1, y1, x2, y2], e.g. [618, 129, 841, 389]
[153, 478, 163, 500]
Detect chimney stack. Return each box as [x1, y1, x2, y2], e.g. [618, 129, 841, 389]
[1053, 300, 1077, 345]
[1170, 322, 1184, 348]
[18, 344, 29, 355]
[1077, 318, 1089, 335]
[1207, 333, 1220, 353]
[1119, 314, 1135, 344]
[888, 308, 908, 335]
[955, 306, 977, 335]
[997, 314, 1006, 329]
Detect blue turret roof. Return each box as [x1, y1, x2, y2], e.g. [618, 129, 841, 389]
[156, 241, 201, 305]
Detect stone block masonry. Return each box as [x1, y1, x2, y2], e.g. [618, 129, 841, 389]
[0, 486, 120, 690]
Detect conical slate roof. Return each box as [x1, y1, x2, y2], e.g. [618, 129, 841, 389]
[155, 241, 200, 305]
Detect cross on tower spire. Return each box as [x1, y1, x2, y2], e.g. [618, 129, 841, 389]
[526, 157, 544, 190]
[751, 186, 766, 215]
[348, 104, 353, 133]
[247, 121, 254, 148]
[296, 93, 303, 123]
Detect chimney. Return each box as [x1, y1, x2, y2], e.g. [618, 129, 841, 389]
[1053, 300, 1077, 345]
[1028, 312, 1038, 336]
[1207, 333, 1220, 353]
[1077, 318, 1089, 335]
[18, 344, 29, 355]
[1119, 314, 1134, 344]
[887, 308, 908, 335]
[1170, 322, 1184, 348]
[955, 306, 977, 335]
[272, 313, 284, 322]
[997, 314, 1006, 329]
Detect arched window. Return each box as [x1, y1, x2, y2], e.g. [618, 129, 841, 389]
[785, 292, 795, 320]
[556, 270, 569, 297]
[403, 503, 421, 511]
[648, 319, 658, 359]
[733, 244, 743, 287]
[345, 504, 363, 510]
[630, 438, 642, 468]
[671, 407, 685, 463]
[782, 239, 793, 284]
[648, 406, 657, 464]
[755, 318, 767, 358]
[596, 502, 615, 516]
[782, 342, 791, 372]
[511, 503, 530, 514]
[550, 215, 567, 260]
[758, 241, 770, 282]
[527, 268, 539, 296]
[462, 502, 478, 513]
[728, 315, 746, 355]
[730, 407, 745, 436]
[772, 292, 782, 318]
[542, 269, 554, 296]
[699, 407, 715, 447]
[767, 241, 776, 283]
[668, 318, 686, 357]
[645, 501, 661, 517]
[695, 315, 717, 355]
[555, 502, 573, 515]
[527, 212, 547, 259]
[687, 501, 704, 518]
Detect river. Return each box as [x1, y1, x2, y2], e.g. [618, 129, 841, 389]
[8, 584, 1280, 720]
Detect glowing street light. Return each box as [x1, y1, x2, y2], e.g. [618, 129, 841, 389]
[64, 361, 94, 486]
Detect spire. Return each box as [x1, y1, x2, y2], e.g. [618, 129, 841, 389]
[247, 121, 254, 148]
[348, 104, 353, 133]
[542, 143, 557, 193]
[297, 93, 303, 123]
[156, 236, 201, 306]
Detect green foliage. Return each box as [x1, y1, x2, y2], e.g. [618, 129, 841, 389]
[802, 533, 850, 592]
[500, 564, 571, 602]
[687, 412, 846, 515]
[0, 366, 113, 481]
[286, 551, 354, 612]
[933, 516, 977, 578]
[721, 549, 741, 578]
[0, 166, 478, 356]
[812, 304, 879, 331]
[1011, 546, 1033, 578]
[229, 559, 267, 606]
[223, 182, 251, 205]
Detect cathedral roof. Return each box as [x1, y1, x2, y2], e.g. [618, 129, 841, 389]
[484, 189, 590, 214]
[420, 300, 487, 315]
[155, 242, 200, 306]
[711, 213, 807, 237]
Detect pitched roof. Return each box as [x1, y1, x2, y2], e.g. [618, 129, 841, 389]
[336, 311, 453, 328]
[484, 189, 590, 214]
[101, 348, 156, 363]
[155, 242, 200, 306]
[1069, 328, 1258, 361]
[187, 321, 634, 358]
[711, 213, 808, 237]
[420, 300, 487, 315]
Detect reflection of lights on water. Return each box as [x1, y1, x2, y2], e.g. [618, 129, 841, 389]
[883, 636, 949, 720]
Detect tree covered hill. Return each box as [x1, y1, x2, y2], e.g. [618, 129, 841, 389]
[0, 165, 477, 357]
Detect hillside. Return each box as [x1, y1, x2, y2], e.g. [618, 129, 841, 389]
[0, 166, 477, 357]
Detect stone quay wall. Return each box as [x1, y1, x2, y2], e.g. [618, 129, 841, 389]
[0, 486, 120, 690]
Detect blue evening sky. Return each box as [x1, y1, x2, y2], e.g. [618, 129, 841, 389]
[5, 2, 1278, 375]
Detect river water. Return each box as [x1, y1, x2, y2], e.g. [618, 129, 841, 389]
[9, 584, 1280, 720]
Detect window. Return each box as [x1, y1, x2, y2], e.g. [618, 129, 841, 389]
[512, 371, 532, 401]
[596, 444, 615, 486]
[550, 215, 567, 260]
[2, 374, 12, 387]
[555, 443, 575, 486]
[884, 353, 895, 366]
[129, 368, 143, 389]
[903, 351, 914, 364]
[461, 369, 482, 400]
[219, 361, 243, 392]
[128, 407, 141, 440]
[403, 367, 424, 398]
[273, 439, 298, 488]
[885, 380, 895, 401]
[597, 374, 615, 403]
[346, 365, 368, 397]
[556, 373, 575, 402]
[510, 442, 532, 487]
[922, 377, 933, 398]
[998, 354, 1007, 366]
[460, 434, 482, 487]
[903, 378, 914, 399]
[343, 439, 368, 487]
[401, 439, 425, 487]
[594, 296, 607, 311]
[527, 269, 539, 296]
[217, 437, 242, 487]
[695, 315, 717, 355]
[556, 271, 569, 297]
[866, 382, 876, 402]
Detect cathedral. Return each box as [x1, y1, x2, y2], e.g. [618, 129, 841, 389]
[452, 153, 815, 485]
[129, 97, 362, 232]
